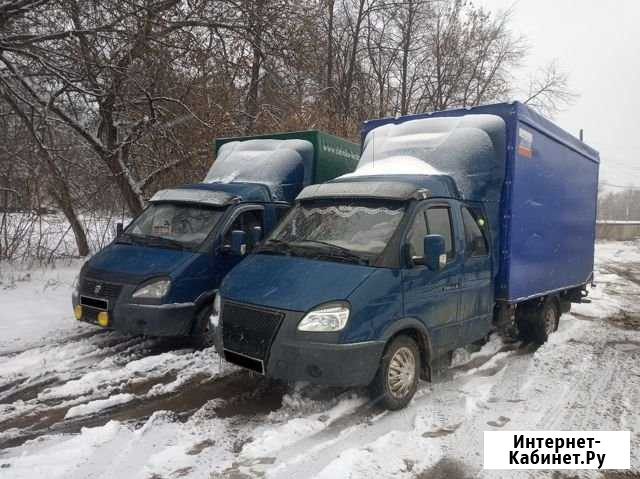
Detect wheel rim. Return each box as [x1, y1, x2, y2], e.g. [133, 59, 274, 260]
[387, 346, 416, 399]
[544, 307, 556, 335]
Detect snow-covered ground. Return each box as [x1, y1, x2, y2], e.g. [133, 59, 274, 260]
[1, 241, 639, 478]
[0, 260, 85, 353]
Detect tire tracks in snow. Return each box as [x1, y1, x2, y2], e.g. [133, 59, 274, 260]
[219, 339, 526, 478]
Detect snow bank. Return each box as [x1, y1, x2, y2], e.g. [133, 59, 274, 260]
[0, 260, 86, 354]
[242, 394, 364, 459]
[65, 393, 135, 419]
[315, 430, 442, 479]
[1, 421, 123, 479]
[39, 349, 219, 401]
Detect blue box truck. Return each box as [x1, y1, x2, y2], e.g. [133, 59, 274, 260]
[71, 131, 359, 346]
[215, 102, 600, 409]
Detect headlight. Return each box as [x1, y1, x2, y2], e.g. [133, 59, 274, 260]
[132, 278, 171, 299]
[213, 291, 221, 315]
[298, 301, 350, 332]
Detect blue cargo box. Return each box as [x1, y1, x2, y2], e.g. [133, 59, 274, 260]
[361, 102, 600, 302]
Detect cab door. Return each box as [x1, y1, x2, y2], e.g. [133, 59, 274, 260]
[401, 201, 463, 356]
[458, 204, 493, 344]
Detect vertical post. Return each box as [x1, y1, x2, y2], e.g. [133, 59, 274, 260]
[579, 129, 584, 141]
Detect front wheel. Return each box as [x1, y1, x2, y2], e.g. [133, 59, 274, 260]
[190, 305, 215, 349]
[368, 335, 420, 410]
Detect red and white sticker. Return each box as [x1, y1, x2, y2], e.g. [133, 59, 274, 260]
[518, 127, 533, 158]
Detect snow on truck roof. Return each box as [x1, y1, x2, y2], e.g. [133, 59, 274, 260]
[362, 101, 599, 162]
[341, 114, 507, 203]
[204, 138, 314, 202]
[298, 180, 431, 202]
[149, 188, 238, 206]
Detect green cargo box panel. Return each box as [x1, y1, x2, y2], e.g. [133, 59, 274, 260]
[213, 130, 359, 185]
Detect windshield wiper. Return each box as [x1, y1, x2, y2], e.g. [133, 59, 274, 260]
[255, 238, 294, 255]
[293, 240, 370, 265]
[131, 234, 189, 250]
[116, 232, 145, 246]
[114, 235, 133, 245]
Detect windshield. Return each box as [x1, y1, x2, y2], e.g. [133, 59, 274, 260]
[265, 199, 405, 261]
[122, 202, 225, 249]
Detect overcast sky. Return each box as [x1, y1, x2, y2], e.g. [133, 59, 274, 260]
[478, 0, 640, 190]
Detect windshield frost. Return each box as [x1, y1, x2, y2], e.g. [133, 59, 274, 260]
[126, 202, 224, 248]
[270, 200, 405, 255]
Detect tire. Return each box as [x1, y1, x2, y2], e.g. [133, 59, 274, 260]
[560, 300, 572, 314]
[190, 304, 215, 349]
[368, 335, 420, 410]
[519, 300, 559, 345]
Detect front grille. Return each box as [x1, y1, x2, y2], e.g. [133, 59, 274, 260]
[80, 278, 123, 302]
[221, 302, 284, 361]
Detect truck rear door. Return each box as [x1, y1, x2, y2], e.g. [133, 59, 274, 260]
[402, 200, 463, 356]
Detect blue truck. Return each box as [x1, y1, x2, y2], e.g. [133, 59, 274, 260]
[71, 131, 359, 346]
[216, 102, 600, 409]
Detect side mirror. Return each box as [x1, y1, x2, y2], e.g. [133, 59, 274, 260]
[424, 234, 446, 271]
[116, 222, 124, 237]
[230, 230, 247, 256]
[250, 225, 263, 244]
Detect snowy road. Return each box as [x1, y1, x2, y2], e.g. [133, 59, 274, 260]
[0, 241, 639, 478]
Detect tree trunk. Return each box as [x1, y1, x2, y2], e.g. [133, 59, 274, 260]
[99, 100, 145, 216]
[49, 185, 89, 257]
[103, 152, 145, 217]
[325, 0, 335, 130]
[341, 0, 366, 124]
[244, 0, 265, 134]
[400, 0, 415, 115]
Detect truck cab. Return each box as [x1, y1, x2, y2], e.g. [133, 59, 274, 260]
[71, 131, 359, 345]
[217, 176, 490, 409]
[216, 103, 599, 409]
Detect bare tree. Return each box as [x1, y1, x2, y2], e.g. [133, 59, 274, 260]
[524, 60, 578, 117]
[0, 0, 580, 260]
[0, 90, 90, 255]
[0, 0, 243, 215]
[364, 4, 398, 117]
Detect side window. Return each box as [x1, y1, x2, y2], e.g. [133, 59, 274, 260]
[275, 204, 291, 223]
[224, 209, 264, 251]
[407, 211, 428, 257]
[426, 206, 455, 260]
[461, 206, 489, 256]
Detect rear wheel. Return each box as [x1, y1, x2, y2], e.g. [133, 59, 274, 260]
[519, 300, 559, 345]
[369, 335, 420, 410]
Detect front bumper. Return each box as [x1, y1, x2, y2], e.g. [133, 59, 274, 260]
[110, 302, 196, 336]
[72, 285, 197, 337]
[220, 300, 385, 387]
[267, 338, 385, 387]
